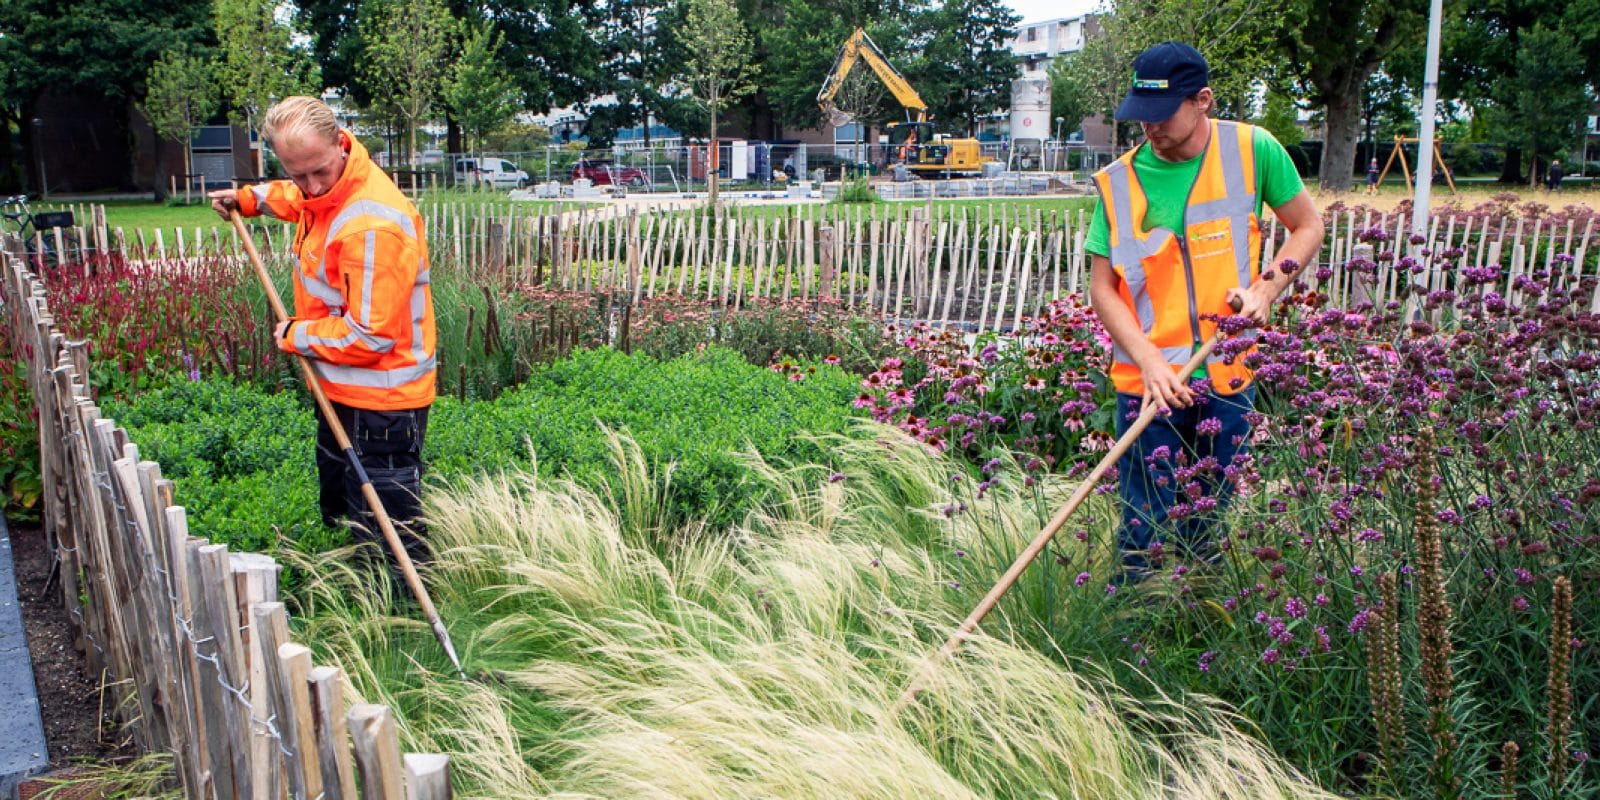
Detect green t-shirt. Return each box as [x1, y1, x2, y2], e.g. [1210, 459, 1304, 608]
[1085, 124, 1305, 258]
[1086, 124, 1303, 380]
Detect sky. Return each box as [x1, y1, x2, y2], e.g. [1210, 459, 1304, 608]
[1004, 0, 1102, 25]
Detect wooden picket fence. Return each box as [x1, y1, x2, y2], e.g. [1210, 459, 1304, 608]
[1, 239, 451, 799]
[33, 199, 1600, 331]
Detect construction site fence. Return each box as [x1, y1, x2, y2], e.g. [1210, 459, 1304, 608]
[1, 239, 454, 799]
[379, 141, 1119, 193]
[32, 199, 1600, 334]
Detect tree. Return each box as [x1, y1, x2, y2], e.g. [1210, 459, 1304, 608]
[1434, 0, 1600, 182]
[1047, 53, 1091, 139]
[490, 0, 607, 115]
[1489, 25, 1592, 186]
[1067, 0, 1295, 148]
[1255, 86, 1303, 147]
[359, 0, 454, 168]
[673, 0, 758, 205]
[905, 0, 1019, 135]
[0, 0, 212, 191]
[758, 0, 912, 133]
[140, 46, 220, 183]
[214, 0, 321, 128]
[593, 0, 678, 145]
[444, 23, 520, 152]
[1283, 0, 1426, 190]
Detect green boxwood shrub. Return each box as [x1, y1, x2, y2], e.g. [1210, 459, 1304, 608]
[106, 346, 863, 555]
[429, 346, 863, 528]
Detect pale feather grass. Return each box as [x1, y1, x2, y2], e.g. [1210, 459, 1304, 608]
[291, 425, 1337, 798]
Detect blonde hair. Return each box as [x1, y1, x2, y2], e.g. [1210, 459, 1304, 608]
[260, 96, 340, 148]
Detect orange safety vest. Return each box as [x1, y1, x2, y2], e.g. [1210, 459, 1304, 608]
[238, 133, 436, 410]
[1093, 119, 1261, 397]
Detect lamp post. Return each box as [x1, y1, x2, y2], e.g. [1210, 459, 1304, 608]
[32, 118, 48, 199]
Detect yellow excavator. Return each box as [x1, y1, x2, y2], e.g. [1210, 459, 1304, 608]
[816, 27, 990, 178]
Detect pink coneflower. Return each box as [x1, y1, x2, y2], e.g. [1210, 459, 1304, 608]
[1081, 431, 1112, 452]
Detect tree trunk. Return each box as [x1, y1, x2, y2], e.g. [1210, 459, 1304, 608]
[1499, 148, 1522, 184]
[447, 115, 462, 153]
[708, 104, 719, 206]
[1319, 89, 1363, 192]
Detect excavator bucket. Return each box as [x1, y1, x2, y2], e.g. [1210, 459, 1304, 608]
[825, 106, 855, 129]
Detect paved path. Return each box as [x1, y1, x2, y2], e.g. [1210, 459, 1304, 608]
[0, 515, 48, 793]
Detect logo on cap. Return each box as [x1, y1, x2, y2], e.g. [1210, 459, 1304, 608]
[1133, 78, 1169, 90]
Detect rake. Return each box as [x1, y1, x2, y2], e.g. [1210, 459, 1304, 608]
[892, 295, 1244, 714]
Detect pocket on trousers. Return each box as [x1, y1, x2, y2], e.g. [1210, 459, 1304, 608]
[363, 464, 424, 524]
[354, 410, 420, 457]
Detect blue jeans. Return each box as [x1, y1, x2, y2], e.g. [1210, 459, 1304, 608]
[1114, 387, 1255, 576]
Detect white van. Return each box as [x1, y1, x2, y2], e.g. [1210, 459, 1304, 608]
[454, 157, 530, 188]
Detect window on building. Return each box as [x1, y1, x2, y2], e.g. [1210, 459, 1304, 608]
[1026, 26, 1037, 42]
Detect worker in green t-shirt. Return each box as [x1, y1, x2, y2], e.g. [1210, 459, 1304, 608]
[1086, 41, 1324, 581]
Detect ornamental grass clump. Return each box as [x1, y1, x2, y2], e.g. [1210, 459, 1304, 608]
[627, 293, 892, 372]
[291, 428, 1336, 798]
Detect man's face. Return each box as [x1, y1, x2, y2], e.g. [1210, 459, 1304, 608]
[1140, 89, 1212, 159]
[275, 132, 348, 198]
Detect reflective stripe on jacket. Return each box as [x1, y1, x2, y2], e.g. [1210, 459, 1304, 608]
[1093, 119, 1261, 397]
[239, 133, 436, 410]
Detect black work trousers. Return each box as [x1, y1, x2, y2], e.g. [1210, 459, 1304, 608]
[316, 402, 431, 578]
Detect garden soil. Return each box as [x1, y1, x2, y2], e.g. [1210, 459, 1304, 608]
[8, 520, 122, 767]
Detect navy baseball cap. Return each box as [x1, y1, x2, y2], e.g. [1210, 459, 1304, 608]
[1116, 42, 1210, 123]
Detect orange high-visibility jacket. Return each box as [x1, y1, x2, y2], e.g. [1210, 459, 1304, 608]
[1093, 119, 1261, 397]
[239, 133, 436, 410]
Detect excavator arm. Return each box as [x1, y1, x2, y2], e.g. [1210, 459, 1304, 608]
[816, 28, 928, 128]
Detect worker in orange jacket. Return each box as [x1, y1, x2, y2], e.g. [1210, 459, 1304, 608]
[210, 96, 436, 577]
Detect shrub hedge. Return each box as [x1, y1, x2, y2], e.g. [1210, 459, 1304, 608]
[106, 346, 863, 554]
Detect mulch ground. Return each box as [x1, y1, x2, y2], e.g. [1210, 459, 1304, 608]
[9, 520, 125, 766]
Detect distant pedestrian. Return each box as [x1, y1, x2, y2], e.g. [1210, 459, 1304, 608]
[1366, 157, 1380, 195]
[1547, 159, 1564, 194]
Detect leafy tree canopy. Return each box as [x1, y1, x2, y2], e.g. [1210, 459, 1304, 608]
[444, 23, 520, 151]
[214, 0, 322, 125]
[0, 0, 211, 111]
[902, 0, 1019, 135]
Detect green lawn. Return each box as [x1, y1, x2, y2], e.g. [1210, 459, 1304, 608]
[42, 189, 590, 245]
[42, 189, 1096, 248]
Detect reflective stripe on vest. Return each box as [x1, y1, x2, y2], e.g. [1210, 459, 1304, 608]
[1096, 120, 1261, 391]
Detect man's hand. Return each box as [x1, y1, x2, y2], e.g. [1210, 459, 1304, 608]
[1225, 281, 1275, 325]
[1139, 358, 1194, 411]
[274, 319, 291, 342]
[209, 189, 240, 221]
